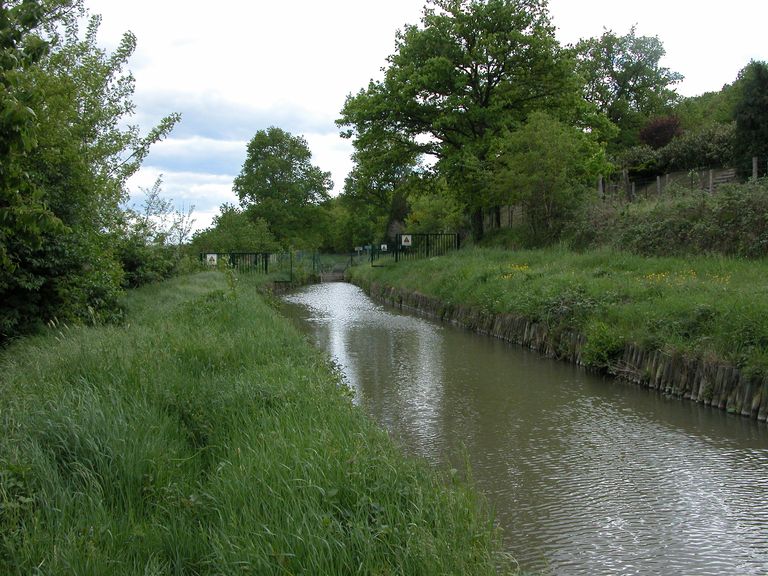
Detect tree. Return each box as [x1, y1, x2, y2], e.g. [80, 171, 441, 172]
[234, 127, 332, 248]
[338, 0, 580, 240]
[673, 83, 740, 132]
[491, 111, 606, 244]
[639, 115, 682, 149]
[190, 204, 278, 254]
[0, 1, 179, 341]
[733, 60, 768, 178]
[575, 26, 683, 150]
[116, 177, 195, 287]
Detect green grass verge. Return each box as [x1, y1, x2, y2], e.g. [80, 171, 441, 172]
[349, 247, 768, 375]
[0, 272, 509, 575]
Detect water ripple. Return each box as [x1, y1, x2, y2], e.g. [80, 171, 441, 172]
[283, 283, 768, 575]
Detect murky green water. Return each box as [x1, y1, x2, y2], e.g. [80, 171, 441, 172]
[283, 282, 768, 575]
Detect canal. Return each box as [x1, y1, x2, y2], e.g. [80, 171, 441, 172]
[282, 282, 768, 575]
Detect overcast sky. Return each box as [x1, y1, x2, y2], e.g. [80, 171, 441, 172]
[85, 0, 768, 231]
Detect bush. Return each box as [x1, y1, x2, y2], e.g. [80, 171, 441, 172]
[657, 123, 735, 171]
[639, 115, 682, 149]
[568, 178, 768, 258]
[582, 320, 625, 370]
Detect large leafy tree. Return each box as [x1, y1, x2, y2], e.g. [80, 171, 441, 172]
[0, 1, 60, 276]
[1, 0, 179, 341]
[733, 60, 768, 178]
[339, 0, 579, 240]
[575, 26, 683, 150]
[234, 127, 332, 248]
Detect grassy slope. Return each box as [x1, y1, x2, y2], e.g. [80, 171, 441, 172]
[350, 247, 768, 374]
[0, 272, 508, 575]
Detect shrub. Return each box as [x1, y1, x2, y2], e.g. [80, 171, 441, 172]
[639, 115, 682, 149]
[569, 178, 768, 258]
[582, 320, 626, 370]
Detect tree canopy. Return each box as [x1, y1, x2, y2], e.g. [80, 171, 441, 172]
[575, 26, 683, 149]
[733, 60, 768, 177]
[234, 127, 332, 248]
[1, 0, 179, 342]
[491, 111, 605, 243]
[190, 204, 278, 254]
[338, 0, 580, 240]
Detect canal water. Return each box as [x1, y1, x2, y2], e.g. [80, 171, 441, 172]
[282, 282, 768, 575]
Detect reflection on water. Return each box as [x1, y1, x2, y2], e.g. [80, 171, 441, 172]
[284, 282, 768, 576]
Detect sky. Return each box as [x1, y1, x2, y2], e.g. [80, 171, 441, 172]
[85, 0, 768, 232]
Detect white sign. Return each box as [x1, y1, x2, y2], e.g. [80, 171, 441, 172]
[380, 244, 388, 252]
[206, 254, 218, 266]
[401, 234, 412, 247]
[355, 246, 363, 252]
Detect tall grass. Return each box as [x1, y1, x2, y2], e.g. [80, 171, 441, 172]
[349, 247, 768, 374]
[0, 272, 509, 574]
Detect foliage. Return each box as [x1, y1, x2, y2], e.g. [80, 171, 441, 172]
[234, 127, 332, 249]
[673, 83, 740, 131]
[575, 26, 683, 150]
[569, 178, 768, 258]
[618, 123, 735, 175]
[317, 196, 383, 253]
[337, 110, 423, 243]
[339, 0, 580, 240]
[733, 60, 768, 178]
[0, 1, 179, 342]
[405, 182, 466, 234]
[0, 272, 510, 574]
[639, 115, 682, 149]
[190, 203, 279, 254]
[657, 123, 734, 171]
[491, 111, 605, 244]
[115, 177, 194, 288]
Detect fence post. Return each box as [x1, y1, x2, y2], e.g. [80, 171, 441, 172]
[656, 175, 661, 196]
[709, 169, 714, 193]
[598, 175, 604, 199]
[623, 169, 631, 201]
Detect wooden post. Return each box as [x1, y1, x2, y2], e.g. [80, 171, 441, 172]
[598, 175, 604, 199]
[709, 169, 714, 193]
[623, 169, 631, 201]
[631, 181, 636, 201]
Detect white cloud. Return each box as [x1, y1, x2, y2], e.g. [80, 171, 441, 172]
[303, 132, 355, 192]
[127, 167, 237, 231]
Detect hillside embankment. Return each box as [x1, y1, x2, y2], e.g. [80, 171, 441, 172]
[349, 247, 768, 421]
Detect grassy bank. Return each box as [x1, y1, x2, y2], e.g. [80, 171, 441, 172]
[350, 247, 768, 376]
[0, 272, 508, 574]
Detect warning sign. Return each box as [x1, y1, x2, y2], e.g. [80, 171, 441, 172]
[401, 234, 412, 247]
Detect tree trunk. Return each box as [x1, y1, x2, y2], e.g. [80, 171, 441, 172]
[471, 208, 484, 242]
